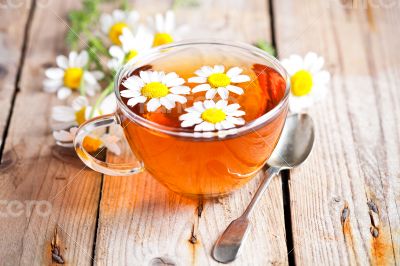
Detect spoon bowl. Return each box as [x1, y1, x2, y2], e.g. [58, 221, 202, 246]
[267, 113, 314, 169]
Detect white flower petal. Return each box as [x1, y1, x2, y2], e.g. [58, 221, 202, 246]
[56, 55, 69, 69]
[195, 121, 215, 132]
[230, 75, 250, 83]
[179, 112, 201, 121]
[224, 103, 241, 112]
[57, 87, 72, 100]
[194, 69, 209, 77]
[304, 52, 318, 70]
[164, 10, 175, 33]
[162, 72, 178, 84]
[160, 97, 176, 110]
[147, 98, 161, 111]
[127, 96, 147, 107]
[84, 72, 97, 85]
[166, 94, 187, 104]
[123, 76, 145, 90]
[169, 86, 190, 94]
[68, 51, 78, 67]
[226, 116, 245, 126]
[53, 130, 74, 142]
[200, 66, 214, 76]
[43, 79, 62, 91]
[52, 106, 75, 122]
[165, 77, 184, 87]
[220, 120, 235, 129]
[226, 67, 243, 77]
[188, 76, 207, 83]
[216, 100, 228, 109]
[45, 68, 64, 79]
[192, 83, 211, 93]
[181, 118, 202, 128]
[140, 71, 151, 83]
[205, 88, 218, 99]
[185, 101, 205, 113]
[100, 93, 117, 114]
[112, 9, 125, 21]
[217, 87, 229, 99]
[76, 51, 89, 68]
[121, 89, 141, 98]
[72, 96, 89, 110]
[203, 100, 216, 109]
[226, 85, 244, 95]
[213, 65, 225, 73]
[100, 14, 113, 33]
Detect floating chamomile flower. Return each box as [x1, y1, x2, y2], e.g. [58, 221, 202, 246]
[108, 26, 153, 71]
[189, 65, 251, 100]
[281, 52, 330, 112]
[121, 70, 190, 112]
[101, 9, 140, 45]
[43, 51, 103, 100]
[179, 100, 245, 132]
[148, 10, 188, 47]
[53, 127, 121, 155]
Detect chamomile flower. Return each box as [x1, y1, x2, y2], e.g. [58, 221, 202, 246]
[179, 100, 245, 132]
[189, 65, 251, 100]
[51, 96, 94, 129]
[53, 127, 121, 155]
[108, 26, 153, 71]
[43, 51, 104, 100]
[281, 52, 330, 112]
[147, 10, 188, 47]
[121, 70, 190, 112]
[101, 9, 140, 45]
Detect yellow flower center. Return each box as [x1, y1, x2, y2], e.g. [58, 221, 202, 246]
[201, 108, 226, 124]
[141, 82, 169, 98]
[75, 107, 86, 125]
[208, 73, 231, 88]
[63, 67, 83, 89]
[83, 136, 102, 153]
[109, 22, 128, 45]
[152, 32, 174, 47]
[125, 49, 138, 62]
[291, 70, 313, 96]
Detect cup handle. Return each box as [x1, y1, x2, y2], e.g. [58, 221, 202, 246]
[74, 113, 144, 176]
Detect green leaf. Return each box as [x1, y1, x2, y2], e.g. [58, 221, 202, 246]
[254, 40, 276, 56]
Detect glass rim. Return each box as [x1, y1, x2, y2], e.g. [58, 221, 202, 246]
[114, 39, 290, 139]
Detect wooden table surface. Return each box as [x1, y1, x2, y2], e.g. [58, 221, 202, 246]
[0, 0, 399, 265]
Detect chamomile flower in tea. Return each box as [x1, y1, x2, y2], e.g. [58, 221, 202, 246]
[101, 9, 140, 45]
[189, 65, 250, 100]
[43, 51, 103, 100]
[121, 70, 190, 111]
[179, 100, 245, 131]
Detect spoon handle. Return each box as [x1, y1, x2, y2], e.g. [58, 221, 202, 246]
[241, 166, 281, 219]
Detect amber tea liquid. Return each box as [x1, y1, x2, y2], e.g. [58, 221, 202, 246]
[118, 47, 287, 197]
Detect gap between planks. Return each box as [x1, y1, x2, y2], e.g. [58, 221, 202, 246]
[0, 0, 36, 162]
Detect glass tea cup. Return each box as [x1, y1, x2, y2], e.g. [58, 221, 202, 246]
[74, 40, 290, 198]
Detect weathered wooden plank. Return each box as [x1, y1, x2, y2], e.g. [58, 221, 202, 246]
[0, 1, 32, 150]
[273, 0, 400, 264]
[0, 1, 102, 265]
[95, 0, 289, 265]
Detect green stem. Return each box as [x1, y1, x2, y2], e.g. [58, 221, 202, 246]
[89, 82, 114, 118]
